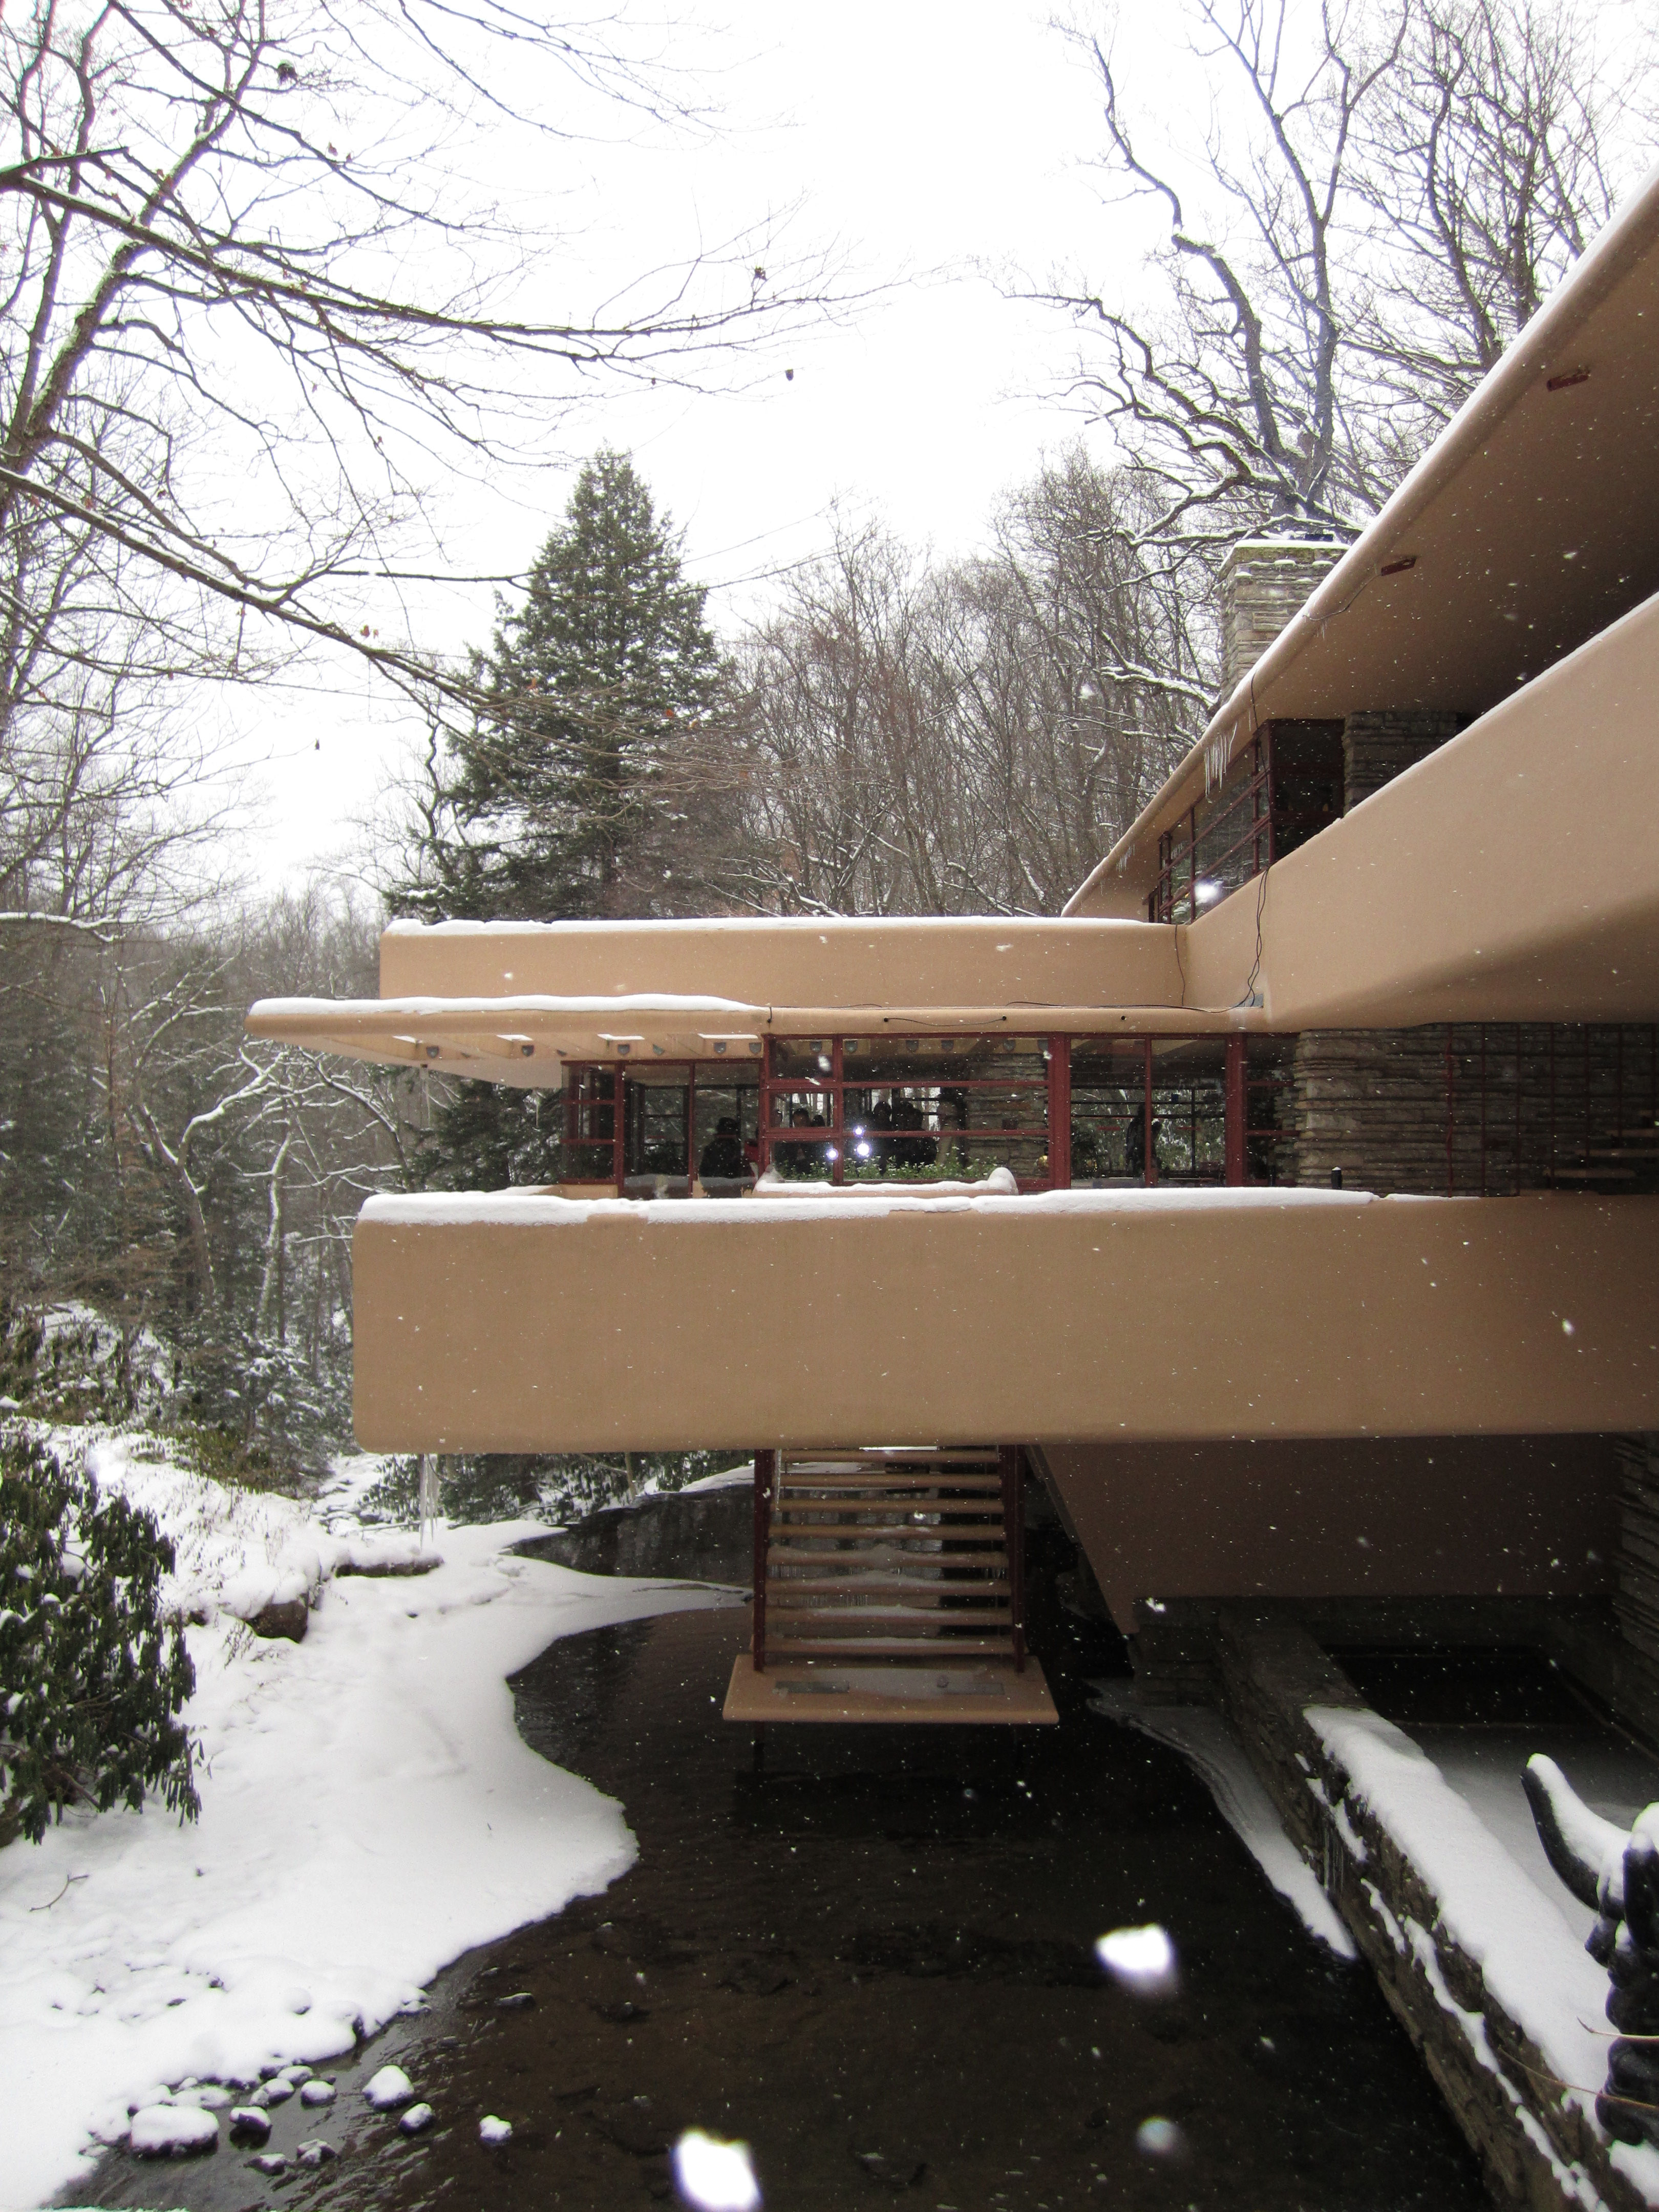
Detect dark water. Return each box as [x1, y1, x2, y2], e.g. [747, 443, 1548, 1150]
[71, 1512, 1486, 2212]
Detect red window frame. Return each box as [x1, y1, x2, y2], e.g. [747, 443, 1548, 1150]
[560, 1032, 1289, 1192]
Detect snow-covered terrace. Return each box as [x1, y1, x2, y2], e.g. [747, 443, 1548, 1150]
[350, 1182, 1659, 1454]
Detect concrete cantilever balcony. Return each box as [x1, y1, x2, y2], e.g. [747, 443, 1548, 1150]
[351, 1182, 1659, 1456]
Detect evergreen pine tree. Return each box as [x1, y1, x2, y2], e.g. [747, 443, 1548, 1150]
[440, 448, 728, 922]
[402, 450, 736, 1191]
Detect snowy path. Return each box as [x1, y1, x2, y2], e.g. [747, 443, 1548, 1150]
[0, 1438, 736, 2209]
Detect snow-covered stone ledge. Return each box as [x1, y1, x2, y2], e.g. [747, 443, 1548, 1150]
[1216, 1610, 1659, 2212]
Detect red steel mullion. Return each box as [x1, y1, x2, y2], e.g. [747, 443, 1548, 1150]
[1144, 1038, 1155, 1185]
[1225, 1035, 1246, 1185]
[829, 1035, 845, 1182]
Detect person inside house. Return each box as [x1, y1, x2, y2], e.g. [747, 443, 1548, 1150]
[699, 1115, 748, 1181]
[889, 1093, 936, 1169]
[1124, 1111, 1162, 1181]
[782, 1104, 831, 1176]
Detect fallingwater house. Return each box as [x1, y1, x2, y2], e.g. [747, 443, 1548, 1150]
[250, 167, 1659, 1734]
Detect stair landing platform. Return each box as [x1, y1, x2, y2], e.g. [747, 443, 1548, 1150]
[724, 1652, 1058, 1726]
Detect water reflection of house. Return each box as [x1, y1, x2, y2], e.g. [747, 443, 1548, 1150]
[250, 166, 1659, 1726]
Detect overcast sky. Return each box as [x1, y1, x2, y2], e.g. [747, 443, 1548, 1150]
[225, 3, 1167, 888]
[227, 0, 1652, 894]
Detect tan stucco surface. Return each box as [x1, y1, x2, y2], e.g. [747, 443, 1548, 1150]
[1040, 1435, 1618, 1630]
[1182, 583, 1659, 1025]
[378, 914, 1183, 1011]
[352, 1190, 1659, 1453]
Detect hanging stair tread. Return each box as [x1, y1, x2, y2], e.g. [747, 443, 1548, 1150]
[760, 1634, 1018, 1657]
[768, 1575, 1010, 1596]
[725, 1440, 1056, 1727]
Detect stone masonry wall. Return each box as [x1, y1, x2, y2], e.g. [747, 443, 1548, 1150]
[1217, 1610, 1642, 2212]
[1295, 1024, 1657, 1195]
[1218, 537, 1347, 699]
[1343, 708, 1467, 812]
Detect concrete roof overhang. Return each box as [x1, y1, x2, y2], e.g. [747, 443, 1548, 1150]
[1067, 157, 1659, 920]
[245, 916, 1219, 1073]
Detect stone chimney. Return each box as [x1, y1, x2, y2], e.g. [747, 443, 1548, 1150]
[1217, 535, 1346, 703]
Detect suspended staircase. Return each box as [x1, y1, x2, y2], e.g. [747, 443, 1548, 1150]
[722, 1446, 1057, 1725]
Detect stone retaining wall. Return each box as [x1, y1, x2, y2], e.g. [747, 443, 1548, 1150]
[1217, 1608, 1650, 2212]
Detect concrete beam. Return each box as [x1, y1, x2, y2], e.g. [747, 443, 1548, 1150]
[351, 1187, 1659, 1453]
[1183, 583, 1659, 1025]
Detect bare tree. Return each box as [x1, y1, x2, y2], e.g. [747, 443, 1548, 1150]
[956, 454, 1207, 906]
[1037, 0, 1653, 548]
[0, 0, 840, 735]
[1040, 3, 1406, 546]
[1351, 0, 1641, 477]
[737, 457, 1203, 917]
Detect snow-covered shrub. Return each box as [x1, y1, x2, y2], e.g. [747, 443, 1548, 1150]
[0, 1431, 198, 1845]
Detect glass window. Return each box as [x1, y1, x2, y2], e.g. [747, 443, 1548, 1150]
[625, 1079, 689, 1178]
[770, 1086, 835, 1130]
[1150, 1038, 1227, 1184]
[563, 1067, 616, 1182]
[694, 1079, 758, 1187]
[846, 1036, 1048, 1083]
[845, 1131, 1050, 1184]
[768, 1134, 834, 1181]
[1070, 1039, 1149, 1184]
[772, 1038, 836, 1078]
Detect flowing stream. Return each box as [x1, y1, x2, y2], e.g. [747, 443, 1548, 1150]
[70, 1488, 1487, 2211]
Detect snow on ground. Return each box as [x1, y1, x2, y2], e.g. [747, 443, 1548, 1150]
[676, 1461, 754, 1494]
[1, 1428, 737, 2209]
[1091, 1682, 1355, 1957]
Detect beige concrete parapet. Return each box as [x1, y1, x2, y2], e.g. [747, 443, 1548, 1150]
[351, 1186, 1659, 1454]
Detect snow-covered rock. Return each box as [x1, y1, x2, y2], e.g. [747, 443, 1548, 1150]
[296, 2136, 337, 2165]
[300, 2076, 336, 2105]
[479, 2113, 513, 2145]
[174, 2082, 231, 2108]
[128, 2102, 219, 2156]
[228, 2105, 270, 2138]
[364, 2064, 414, 2111]
[399, 2100, 435, 2135]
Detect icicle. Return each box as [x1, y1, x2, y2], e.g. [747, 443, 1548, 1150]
[1203, 723, 1235, 797]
